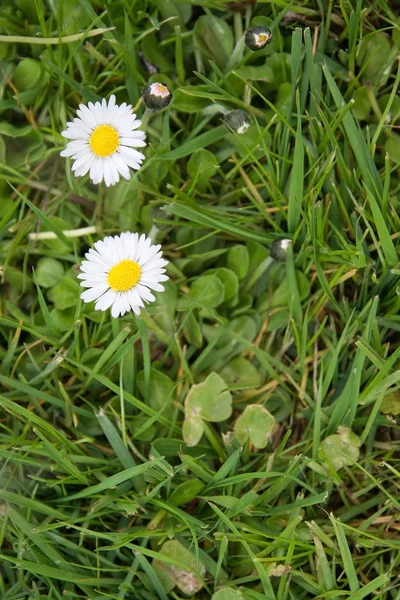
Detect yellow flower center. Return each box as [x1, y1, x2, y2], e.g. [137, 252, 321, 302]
[89, 125, 119, 157]
[107, 260, 141, 292]
[153, 83, 169, 96]
[256, 33, 268, 44]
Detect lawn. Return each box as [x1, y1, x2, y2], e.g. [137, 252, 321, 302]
[1, 0, 400, 599]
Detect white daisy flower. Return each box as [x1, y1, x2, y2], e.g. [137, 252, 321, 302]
[78, 232, 168, 318]
[60, 95, 146, 187]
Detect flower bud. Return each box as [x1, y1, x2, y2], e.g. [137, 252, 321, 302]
[245, 25, 272, 51]
[142, 82, 172, 111]
[269, 238, 292, 261]
[224, 109, 251, 134]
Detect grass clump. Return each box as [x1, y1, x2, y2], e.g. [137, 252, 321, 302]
[1, 0, 400, 599]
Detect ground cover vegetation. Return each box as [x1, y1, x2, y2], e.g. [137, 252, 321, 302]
[1, 0, 400, 598]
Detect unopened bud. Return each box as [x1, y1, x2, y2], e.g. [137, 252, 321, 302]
[269, 238, 292, 261]
[142, 82, 172, 111]
[224, 109, 251, 134]
[245, 25, 272, 51]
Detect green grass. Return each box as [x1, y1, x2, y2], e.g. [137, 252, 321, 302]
[1, 0, 400, 599]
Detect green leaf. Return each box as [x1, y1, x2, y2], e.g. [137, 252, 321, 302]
[212, 589, 243, 600]
[47, 277, 81, 310]
[136, 368, 175, 416]
[189, 274, 225, 308]
[227, 245, 249, 280]
[169, 479, 205, 506]
[185, 372, 232, 422]
[219, 357, 262, 390]
[160, 125, 226, 160]
[35, 257, 65, 288]
[1, 126, 43, 167]
[323, 64, 382, 194]
[235, 64, 274, 82]
[288, 90, 304, 233]
[194, 15, 234, 69]
[319, 426, 361, 470]
[258, 269, 310, 311]
[352, 86, 371, 120]
[356, 32, 394, 87]
[152, 540, 206, 595]
[183, 373, 232, 446]
[380, 392, 400, 415]
[13, 58, 48, 91]
[183, 310, 203, 348]
[188, 148, 218, 180]
[173, 87, 211, 113]
[364, 186, 397, 266]
[49, 307, 75, 332]
[207, 268, 239, 302]
[182, 415, 204, 447]
[386, 133, 400, 164]
[41, 57, 100, 103]
[234, 404, 275, 449]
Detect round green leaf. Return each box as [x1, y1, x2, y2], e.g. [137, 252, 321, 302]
[47, 277, 81, 310]
[380, 392, 400, 415]
[378, 93, 400, 124]
[4, 267, 32, 293]
[227, 245, 249, 280]
[182, 415, 204, 447]
[188, 149, 218, 180]
[49, 307, 75, 332]
[13, 58, 44, 91]
[234, 404, 275, 449]
[219, 357, 262, 390]
[189, 274, 225, 308]
[173, 87, 210, 113]
[130, 416, 156, 442]
[357, 32, 393, 87]
[234, 64, 274, 83]
[212, 589, 243, 600]
[194, 15, 234, 68]
[386, 133, 400, 164]
[207, 268, 239, 302]
[185, 372, 232, 423]
[319, 426, 361, 470]
[353, 86, 371, 120]
[152, 540, 206, 595]
[35, 257, 65, 289]
[169, 479, 205, 506]
[136, 368, 175, 416]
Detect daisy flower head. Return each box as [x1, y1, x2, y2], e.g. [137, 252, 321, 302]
[244, 25, 272, 51]
[78, 232, 168, 318]
[142, 82, 172, 111]
[60, 95, 146, 187]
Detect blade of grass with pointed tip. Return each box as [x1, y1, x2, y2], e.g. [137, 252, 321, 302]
[57, 462, 157, 502]
[328, 296, 378, 430]
[288, 90, 304, 234]
[329, 515, 359, 592]
[322, 64, 382, 195]
[8, 183, 71, 245]
[364, 186, 397, 267]
[42, 58, 100, 103]
[0, 376, 92, 418]
[159, 126, 226, 160]
[163, 203, 270, 244]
